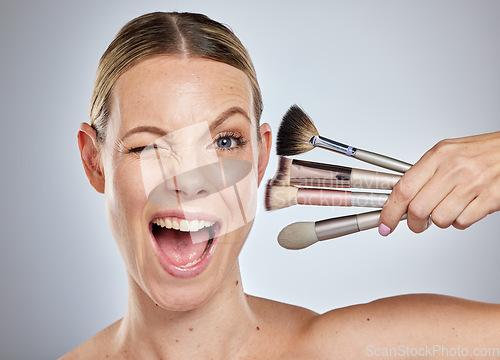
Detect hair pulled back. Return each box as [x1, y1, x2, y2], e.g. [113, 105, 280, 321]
[90, 12, 262, 143]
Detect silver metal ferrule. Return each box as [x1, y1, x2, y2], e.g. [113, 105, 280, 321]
[310, 135, 355, 155]
[355, 210, 383, 231]
[314, 210, 407, 242]
[314, 214, 360, 241]
[356, 210, 408, 231]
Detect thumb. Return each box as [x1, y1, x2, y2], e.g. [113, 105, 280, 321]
[378, 161, 433, 236]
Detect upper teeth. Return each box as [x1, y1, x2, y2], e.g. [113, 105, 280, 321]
[152, 217, 215, 232]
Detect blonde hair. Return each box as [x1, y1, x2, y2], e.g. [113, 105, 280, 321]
[90, 12, 263, 143]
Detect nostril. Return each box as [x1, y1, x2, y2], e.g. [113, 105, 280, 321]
[172, 187, 207, 199]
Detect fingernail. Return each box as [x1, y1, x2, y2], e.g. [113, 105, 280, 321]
[378, 223, 391, 237]
[424, 216, 433, 230]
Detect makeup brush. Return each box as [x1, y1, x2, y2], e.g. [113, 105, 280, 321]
[265, 182, 389, 211]
[276, 105, 413, 174]
[278, 210, 407, 250]
[270, 157, 401, 190]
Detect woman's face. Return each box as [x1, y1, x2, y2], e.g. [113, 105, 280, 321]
[96, 56, 270, 310]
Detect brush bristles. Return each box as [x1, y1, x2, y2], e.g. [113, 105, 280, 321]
[264, 181, 299, 211]
[278, 222, 318, 250]
[276, 104, 318, 156]
[269, 157, 293, 186]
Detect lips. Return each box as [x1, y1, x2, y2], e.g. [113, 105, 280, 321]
[149, 212, 220, 279]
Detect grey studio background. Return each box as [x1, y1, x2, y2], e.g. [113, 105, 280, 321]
[1, 1, 499, 359]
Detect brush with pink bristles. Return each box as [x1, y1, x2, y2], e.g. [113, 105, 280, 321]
[265, 181, 390, 211]
[270, 157, 401, 189]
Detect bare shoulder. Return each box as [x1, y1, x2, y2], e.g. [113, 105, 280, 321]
[244, 294, 321, 359]
[303, 294, 500, 359]
[246, 293, 318, 322]
[58, 319, 122, 360]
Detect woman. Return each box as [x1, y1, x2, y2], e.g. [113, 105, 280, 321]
[63, 12, 500, 359]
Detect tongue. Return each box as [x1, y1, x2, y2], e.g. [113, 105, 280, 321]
[154, 227, 211, 267]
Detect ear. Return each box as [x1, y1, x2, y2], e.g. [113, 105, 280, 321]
[257, 123, 272, 186]
[78, 123, 105, 193]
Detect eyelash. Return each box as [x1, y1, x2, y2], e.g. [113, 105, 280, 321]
[127, 144, 158, 153]
[213, 131, 247, 151]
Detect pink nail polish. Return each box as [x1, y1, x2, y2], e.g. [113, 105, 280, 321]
[378, 223, 391, 236]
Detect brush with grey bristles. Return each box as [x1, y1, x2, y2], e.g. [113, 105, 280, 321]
[278, 211, 408, 250]
[276, 105, 413, 174]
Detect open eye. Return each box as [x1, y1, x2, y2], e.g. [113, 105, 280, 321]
[213, 132, 246, 151]
[216, 137, 237, 149]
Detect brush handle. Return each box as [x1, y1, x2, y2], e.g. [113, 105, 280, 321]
[311, 135, 412, 174]
[289, 159, 401, 190]
[354, 149, 412, 174]
[315, 210, 407, 241]
[350, 168, 401, 190]
[296, 188, 388, 208]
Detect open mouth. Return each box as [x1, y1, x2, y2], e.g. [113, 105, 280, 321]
[150, 215, 220, 276]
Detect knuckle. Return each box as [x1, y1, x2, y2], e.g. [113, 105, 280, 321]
[432, 138, 457, 155]
[393, 178, 414, 203]
[428, 139, 452, 158]
[407, 201, 428, 222]
[430, 211, 451, 229]
[429, 139, 469, 173]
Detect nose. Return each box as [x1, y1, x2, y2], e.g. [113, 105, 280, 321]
[171, 167, 208, 200]
[147, 158, 253, 207]
[163, 159, 226, 203]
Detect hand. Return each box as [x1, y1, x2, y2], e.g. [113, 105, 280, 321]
[378, 131, 500, 236]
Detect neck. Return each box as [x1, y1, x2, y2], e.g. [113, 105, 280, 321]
[116, 263, 257, 359]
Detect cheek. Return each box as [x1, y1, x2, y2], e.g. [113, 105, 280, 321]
[104, 159, 151, 273]
[104, 158, 148, 232]
[218, 165, 258, 236]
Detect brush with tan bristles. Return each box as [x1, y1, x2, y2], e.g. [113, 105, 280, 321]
[276, 105, 413, 174]
[278, 211, 408, 250]
[265, 181, 389, 211]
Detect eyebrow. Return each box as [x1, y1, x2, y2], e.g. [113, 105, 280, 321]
[120, 106, 250, 141]
[121, 126, 167, 141]
[209, 106, 251, 133]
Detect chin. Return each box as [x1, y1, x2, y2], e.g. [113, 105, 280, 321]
[151, 285, 218, 312]
[136, 223, 252, 312]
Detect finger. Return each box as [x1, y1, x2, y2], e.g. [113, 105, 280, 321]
[430, 185, 477, 229]
[378, 161, 435, 236]
[453, 193, 498, 230]
[404, 168, 457, 233]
